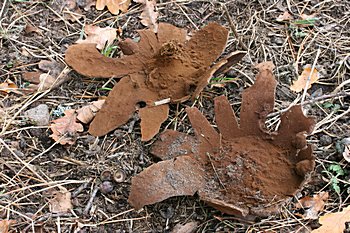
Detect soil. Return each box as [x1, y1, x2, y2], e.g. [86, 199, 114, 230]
[1, 0, 350, 232]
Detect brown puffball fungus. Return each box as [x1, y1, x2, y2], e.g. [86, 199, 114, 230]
[128, 65, 315, 218]
[65, 23, 246, 141]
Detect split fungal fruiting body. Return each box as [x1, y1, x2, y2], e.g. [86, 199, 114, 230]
[65, 23, 245, 141]
[128, 67, 315, 218]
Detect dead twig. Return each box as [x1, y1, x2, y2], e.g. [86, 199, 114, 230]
[83, 184, 100, 216]
[222, 4, 248, 51]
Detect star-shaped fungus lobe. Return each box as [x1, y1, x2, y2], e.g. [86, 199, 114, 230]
[128, 66, 315, 218]
[65, 23, 245, 141]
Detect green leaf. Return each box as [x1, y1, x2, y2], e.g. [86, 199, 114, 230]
[331, 177, 341, 193]
[323, 102, 333, 109]
[329, 164, 345, 176]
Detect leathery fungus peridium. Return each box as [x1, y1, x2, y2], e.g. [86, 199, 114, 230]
[128, 66, 315, 218]
[65, 23, 246, 141]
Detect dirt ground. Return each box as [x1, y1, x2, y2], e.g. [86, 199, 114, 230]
[1, 0, 350, 232]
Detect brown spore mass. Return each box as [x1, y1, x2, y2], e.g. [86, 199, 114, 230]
[201, 136, 303, 215]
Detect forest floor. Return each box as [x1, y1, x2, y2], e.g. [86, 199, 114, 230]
[0, 0, 350, 232]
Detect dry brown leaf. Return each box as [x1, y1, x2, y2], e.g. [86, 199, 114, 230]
[0, 220, 16, 233]
[49, 190, 72, 213]
[296, 192, 329, 219]
[50, 109, 84, 145]
[0, 80, 18, 94]
[22, 60, 68, 93]
[276, 11, 293, 22]
[312, 205, 350, 233]
[134, 0, 158, 32]
[24, 24, 41, 35]
[77, 24, 117, 50]
[255, 61, 275, 72]
[96, 0, 131, 15]
[290, 65, 319, 92]
[76, 99, 105, 124]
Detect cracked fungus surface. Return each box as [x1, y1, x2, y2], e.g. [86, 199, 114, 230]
[65, 23, 246, 141]
[128, 68, 316, 218]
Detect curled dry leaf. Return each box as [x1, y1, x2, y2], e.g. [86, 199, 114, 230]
[49, 190, 73, 213]
[290, 65, 319, 92]
[0, 80, 18, 94]
[311, 205, 350, 233]
[296, 192, 329, 219]
[65, 23, 246, 141]
[77, 25, 117, 50]
[96, 0, 131, 14]
[0, 220, 16, 233]
[76, 99, 105, 124]
[128, 66, 315, 218]
[134, 0, 158, 32]
[50, 109, 84, 145]
[276, 11, 293, 22]
[22, 60, 70, 92]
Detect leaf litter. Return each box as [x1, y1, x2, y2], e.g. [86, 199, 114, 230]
[134, 0, 159, 32]
[290, 64, 319, 92]
[50, 109, 84, 145]
[96, 0, 131, 15]
[128, 63, 316, 218]
[311, 205, 350, 233]
[295, 191, 329, 219]
[76, 24, 117, 50]
[65, 22, 246, 141]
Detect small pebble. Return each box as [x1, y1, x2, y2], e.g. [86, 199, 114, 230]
[159, 206, 174, 219]
[320, 135, 332, 146]
[24, 104, 50, 126]
[100, 181, 114, 194]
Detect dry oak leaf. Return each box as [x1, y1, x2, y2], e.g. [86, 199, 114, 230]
[134, 0, 158, 32]
[0, 80, 18, 94]
[50, 109, 84, 145]
[65, 23, 246, 141]
[0, 220, 16, 233]
[77, 24, 117, 50]
[49, 190, 73, 213]
[128, 66, 315, 218]
[296, 192, 329, 219]
[96, 0, 131, 15]
[312, 205, 350, 233]
[290, 65, 319, 92]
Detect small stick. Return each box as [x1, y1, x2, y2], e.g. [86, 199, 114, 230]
[301, 48, 321, 103]
[222, 4, 248, 51]
[83, 185, 100, 216]
[72, 178, 93, 198]
[206, 153, 226, 190]
[267, 91, 350, 118]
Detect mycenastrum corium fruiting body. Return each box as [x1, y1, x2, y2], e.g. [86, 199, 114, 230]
[128, 65, 315, 218]
[65, 23, 246, 141]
